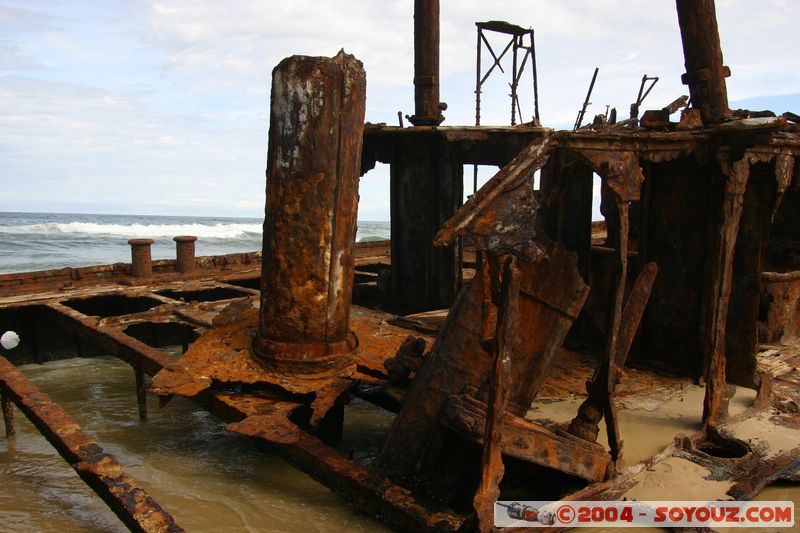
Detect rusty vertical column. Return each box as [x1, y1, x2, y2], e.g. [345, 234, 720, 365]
[675, 0, 730, 125]
[173, 235, 198, 274]
[128, 239, 154, 279]
[253, 51, 366, 374]
[1, 389, 13, 437]
[408, 0, 444, 126]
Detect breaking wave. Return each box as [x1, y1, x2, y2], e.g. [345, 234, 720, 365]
[0, 221, 263, 240]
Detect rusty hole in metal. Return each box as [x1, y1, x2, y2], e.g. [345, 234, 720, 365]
[62, 294, 162, 318]
[498, 456, 590, 501]
[156, 287, 251, 303]
[213, 380, 314, 402]
[336, 397, 397, 465]
[123, 321, 200, 354]
[225, 277, 261, 290]
[695, 427, 750, 459]
[0, 305, 107, 364]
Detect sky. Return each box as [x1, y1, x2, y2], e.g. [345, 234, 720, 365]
[0, 0, 798, 221]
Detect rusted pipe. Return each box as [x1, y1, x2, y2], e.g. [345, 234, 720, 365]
[173, 235, 198, 274]
[253, 51, 366, 374]
[675, 0, 730, 125]
[408, 0, 444, 126]
[127, 238, 154, 279]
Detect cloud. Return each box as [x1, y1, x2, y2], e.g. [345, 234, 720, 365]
[0, 0, 798, 220]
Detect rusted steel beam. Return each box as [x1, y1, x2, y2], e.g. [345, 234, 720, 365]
[602, 198, 629, 465]
[675, 0, 730, 125]
[409, 0, 444, 126]
[563, 149, 645, 467]
[0, 356, 183, 533]
[473, 254, 519, 531]
[253, 51, 366, 374]
[569, 262, 659, 459]
[441, 395, 610, 482]
[45, 302, 173, 376]
[227, 411, 464, 532]
[703, 156, 750, 425]
[727, 450, 800, 500]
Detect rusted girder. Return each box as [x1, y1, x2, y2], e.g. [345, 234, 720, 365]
[675, 0, 730, 125]
[0, 356, 183, 533]
[227, 410, 464, 532]
[473, 254, 519, 531]
[253, 51, 366, 375]
[569, 262, 659, 464]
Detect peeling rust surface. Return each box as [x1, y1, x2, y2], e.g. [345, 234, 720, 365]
[254, 51, 366, 374]
[0, 356, 183, 533]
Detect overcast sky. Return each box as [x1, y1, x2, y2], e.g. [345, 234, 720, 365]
[1, 0, 798, 220]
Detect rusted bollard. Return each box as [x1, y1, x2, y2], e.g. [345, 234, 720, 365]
[252, 51, 366, 374]
[173, 235, 198, 274]
[128, 239, 154, 278]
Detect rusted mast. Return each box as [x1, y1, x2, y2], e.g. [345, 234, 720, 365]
[675, 0, 730, 125]
[408, 0, 445, 126]
[252, 51, 366, 374]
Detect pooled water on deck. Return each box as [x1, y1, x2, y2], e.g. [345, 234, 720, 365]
[0, 357, 392, 532]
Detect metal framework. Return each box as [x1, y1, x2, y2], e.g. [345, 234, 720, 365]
[474, 20, 540, 127]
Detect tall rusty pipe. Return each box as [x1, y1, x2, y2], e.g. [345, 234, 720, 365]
[676, 0, 730, 125]
[253, 51, 366, 374]
[408, 0, 445, 126]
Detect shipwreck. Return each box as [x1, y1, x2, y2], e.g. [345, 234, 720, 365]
[1, 0, 799, 531]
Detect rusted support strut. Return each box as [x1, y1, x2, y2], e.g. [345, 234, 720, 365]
[473, 253, 520, 532]
[568, 262, 659, 464]
[0, 356, 183, 533]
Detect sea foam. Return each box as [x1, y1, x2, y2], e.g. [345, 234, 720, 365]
[1, 221, 263, 239]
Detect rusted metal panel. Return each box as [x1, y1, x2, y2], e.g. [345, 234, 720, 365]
[435, 136, 552, 249]
[0, 356, 183, 533]
[389, 132, 464, 309]
[441, 394, 610, 482]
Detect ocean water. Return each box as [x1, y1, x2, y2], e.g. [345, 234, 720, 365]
[0, 212, 390, 275]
